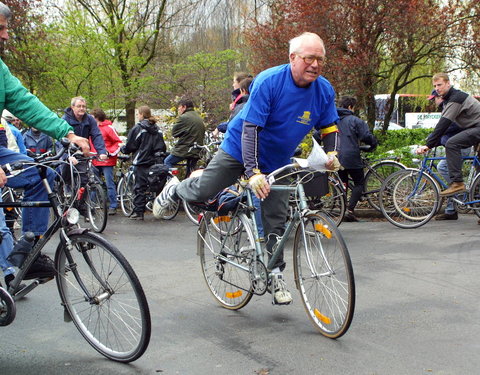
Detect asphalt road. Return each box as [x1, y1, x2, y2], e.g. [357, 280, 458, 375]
[1, 210, 480, 375]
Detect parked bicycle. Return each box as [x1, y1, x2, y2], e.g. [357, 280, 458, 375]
[379, 148, 480, 228]
[0, 140, 151, 362]
[197, 158, 355, 338]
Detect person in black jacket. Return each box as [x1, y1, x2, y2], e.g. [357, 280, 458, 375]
[122, 106, 166, 220]
[336, 96, 377, 222]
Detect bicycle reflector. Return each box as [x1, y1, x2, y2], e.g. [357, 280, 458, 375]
[314, 223, 332, 239]
[171, 168, 179, 175]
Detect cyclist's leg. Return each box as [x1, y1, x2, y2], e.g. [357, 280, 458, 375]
[347, 168, 365, 212]
[0, 148, 53, 236]
[445, 128, 480, 183]
[437, 159, 456, 215]
[175, 149, 243, 203]
[261, 186, 290, 272]
[132, 165, 149, 216]
[164, 154, 184, 169]
[100, 166, 117, 209]
[0, 193, 15, 282]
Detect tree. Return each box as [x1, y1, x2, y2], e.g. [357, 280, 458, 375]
[246, 0, 480, 130]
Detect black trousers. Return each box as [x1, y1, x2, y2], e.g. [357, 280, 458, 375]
[338, 168, 365, 212]
[133, 165, 150, 215]
[445, 126, 480, 182]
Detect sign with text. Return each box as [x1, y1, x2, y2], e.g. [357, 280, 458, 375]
[405, 112, 441, 129]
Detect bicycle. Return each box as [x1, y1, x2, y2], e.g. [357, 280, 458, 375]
[119, 162, 180, 220]
[0, 286, 15, 326]
[337, 145, 406, 212]
[1, 141, 151, 362]
[58, 151, 108, 233]
[379, 148, 480, 228]
[197, 159, 355, 338]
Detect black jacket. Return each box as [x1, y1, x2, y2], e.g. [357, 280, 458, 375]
[123, 119, 166, 166]
[337, 108, 377, 169]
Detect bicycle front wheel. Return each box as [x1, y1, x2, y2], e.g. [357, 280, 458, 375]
[0, 287, 16, 326]
[159, 176, 181, 220]
[119, 174, 135, 217]
[198, 212, 254, 310]
[293, 212, 355, 338]
[379, 169, 440, 229]
[469, 172, 480, 218]
[55, 232, 151, 362]
[86, 183, 108, 233]
[364, 160, 405, 211]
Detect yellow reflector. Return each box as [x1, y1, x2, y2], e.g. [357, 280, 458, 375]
[402, 207, 411, 213]
[314, 223, 332, 239]
[314, 308, 331, 324]
[226, 290, 242, 299]
[214, 216, 231, 224]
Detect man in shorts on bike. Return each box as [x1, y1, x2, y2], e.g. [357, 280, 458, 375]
[416, 73, 480, 196]
[0, 2, 90, 289]
[154, 32, 340, 305]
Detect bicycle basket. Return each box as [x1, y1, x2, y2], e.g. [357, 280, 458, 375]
[301, 171, 329, 197]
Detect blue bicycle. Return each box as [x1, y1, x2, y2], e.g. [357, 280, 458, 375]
[379, 148, 480, 228]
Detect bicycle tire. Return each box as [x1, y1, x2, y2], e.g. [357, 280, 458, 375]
[86, 183, 108, 233]
[293, 211, 355, 338]
[183, 200, 203, 225]
[379, 169, 440, 229]
[198, 212, 254, 310]
[307, 175, 346, 226]
[469, 172, 480, 218]
[0, 287, 16, 326]
[55, 232, 151, 362]
[119, 174, 135, 217]
[364, 160, 406, 211]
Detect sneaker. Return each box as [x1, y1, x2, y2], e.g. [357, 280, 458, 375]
[272, 273, 292, 305]
[343, 210, 359, 222]
[24, 254, 55, 280]
[439, 182, 466, 197]
[153, 177, 180, 219]
[435, 212, 458, 221]
[108, 208, 117, 216]
[129, 212, 144, 220]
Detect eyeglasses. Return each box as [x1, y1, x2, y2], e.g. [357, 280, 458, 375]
[74, 104, 87, 108]
[296, 54, 326, 65]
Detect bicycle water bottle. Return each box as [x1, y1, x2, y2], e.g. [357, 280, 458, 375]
[7, 232, 35, 267]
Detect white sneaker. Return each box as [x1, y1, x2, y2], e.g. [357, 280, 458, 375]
[272, 273, 292, 305]
[152, 176, 180, 219]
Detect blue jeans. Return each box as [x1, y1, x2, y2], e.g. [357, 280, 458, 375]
[0, 191, 14, 276]
[164, 154, 185, 169]
[0, 147, 53, 236]
[96, 166, 117, 209]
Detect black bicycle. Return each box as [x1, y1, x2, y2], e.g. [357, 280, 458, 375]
[1, 140, 151, 362]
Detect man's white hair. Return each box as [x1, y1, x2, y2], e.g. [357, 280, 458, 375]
[288, 32, 325, 55]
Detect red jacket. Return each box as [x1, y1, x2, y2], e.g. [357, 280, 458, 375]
[90, 120, 123, 167]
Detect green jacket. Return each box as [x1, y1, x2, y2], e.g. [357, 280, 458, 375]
[0, 58, 72, 140]
[171, 109, 205, 158]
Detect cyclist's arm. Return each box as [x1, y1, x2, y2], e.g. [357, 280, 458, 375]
[241, 121, 262, 178]
[426, 117, 453, 149]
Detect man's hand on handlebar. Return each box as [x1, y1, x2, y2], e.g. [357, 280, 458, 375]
[415, 146, 430, 155]
[67, 133, 90, 156]
[248, 173, 270, 199]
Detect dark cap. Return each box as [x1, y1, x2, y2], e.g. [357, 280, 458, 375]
[428, 89, 439, 101]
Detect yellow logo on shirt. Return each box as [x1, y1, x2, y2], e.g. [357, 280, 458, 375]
[297, 111, 312, 125]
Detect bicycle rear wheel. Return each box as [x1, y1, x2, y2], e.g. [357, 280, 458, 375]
[198, 212, 254, 310]
[86, 183, 108, 233]
[293, 212, 354, 338]
[0, 287, 16, 326]
[55, 232, 151, 362]
[307, 175, 346, 226]
[379, 169, 440, 229]
[364, 160, 405, 211]
[119, 174, 135, 217]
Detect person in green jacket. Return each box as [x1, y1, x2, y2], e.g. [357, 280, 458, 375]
[0, 1, 90, 290]
[164, 98, 206, 173]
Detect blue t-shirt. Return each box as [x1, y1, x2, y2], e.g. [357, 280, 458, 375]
[221, 64, 338, 173]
